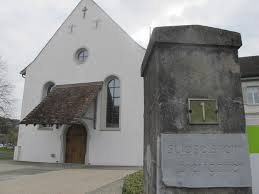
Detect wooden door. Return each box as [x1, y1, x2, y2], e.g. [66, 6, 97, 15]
[65, 125, 87, 164]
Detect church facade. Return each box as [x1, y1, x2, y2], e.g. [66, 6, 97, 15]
[15, 0, 259, 176]
[14, 0, 145, 166]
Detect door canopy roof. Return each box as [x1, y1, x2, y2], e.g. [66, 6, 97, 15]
[20, 81, 103, 125]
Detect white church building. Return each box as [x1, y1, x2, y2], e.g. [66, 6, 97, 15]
[14, 0, 145, 166]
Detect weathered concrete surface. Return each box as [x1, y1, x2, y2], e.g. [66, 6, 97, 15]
[142, 25, 252, 194]
[141, 25, 242, 76]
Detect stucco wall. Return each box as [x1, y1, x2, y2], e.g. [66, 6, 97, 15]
[250, 155, 259, 194]
[241, 80, 259, 194]
[242, 80, 259, 125]
[15, 0, 145, 166]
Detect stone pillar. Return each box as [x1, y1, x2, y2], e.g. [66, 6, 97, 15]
[141, 25, 252, 194]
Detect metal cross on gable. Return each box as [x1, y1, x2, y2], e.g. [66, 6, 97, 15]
[82, 6, 88, 18]
[93, 19, 102, 29]
[68, 24, 76, 33]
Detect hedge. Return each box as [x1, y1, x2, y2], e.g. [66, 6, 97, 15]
[122, 170, 144, 194]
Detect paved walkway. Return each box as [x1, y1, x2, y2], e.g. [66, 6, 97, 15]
[86, 179, 124, 194]
[0, 161, 137, 194]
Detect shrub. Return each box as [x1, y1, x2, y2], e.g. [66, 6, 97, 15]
[122, 170, 144, 194]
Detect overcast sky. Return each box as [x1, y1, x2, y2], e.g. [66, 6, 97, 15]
[0, 0, 259, 119]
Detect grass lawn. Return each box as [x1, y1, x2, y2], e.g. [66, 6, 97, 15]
[0, 147, 14, 153]
[0, 157, 13, 160]
[0, 147, 14, 160]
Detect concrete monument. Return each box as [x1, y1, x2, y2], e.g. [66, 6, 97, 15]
[141, 25, 252, 194]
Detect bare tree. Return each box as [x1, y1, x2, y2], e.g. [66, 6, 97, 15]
[0, 57, 13, 117]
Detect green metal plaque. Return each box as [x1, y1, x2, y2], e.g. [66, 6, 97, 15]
[188, 98, 218, 124]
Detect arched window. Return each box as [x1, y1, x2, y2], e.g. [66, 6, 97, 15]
[39, 81, 55, 130]
[42, 81, 55, 99]
[106, 78, 120, 128]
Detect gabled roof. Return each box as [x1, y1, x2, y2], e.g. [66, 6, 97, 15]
[20, 0, 145, 76]
[20, 82, 103, 125]
[239, 56, 259, 78]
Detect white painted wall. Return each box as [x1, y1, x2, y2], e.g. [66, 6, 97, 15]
[242, 80, 259, 125]
[242, 80, 259, 193]
[15, 0, 145, 166]
[250, 155, 259, 194]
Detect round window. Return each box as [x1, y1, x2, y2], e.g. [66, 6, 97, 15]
[75, 48, 88, 63]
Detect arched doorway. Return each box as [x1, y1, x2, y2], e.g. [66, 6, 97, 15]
[65, 124, 87, 164]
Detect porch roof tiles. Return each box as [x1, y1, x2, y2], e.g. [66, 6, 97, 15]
[20, 82, 103, 125]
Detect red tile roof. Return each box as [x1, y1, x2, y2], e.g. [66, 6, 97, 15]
[20, 82, 103, 125]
